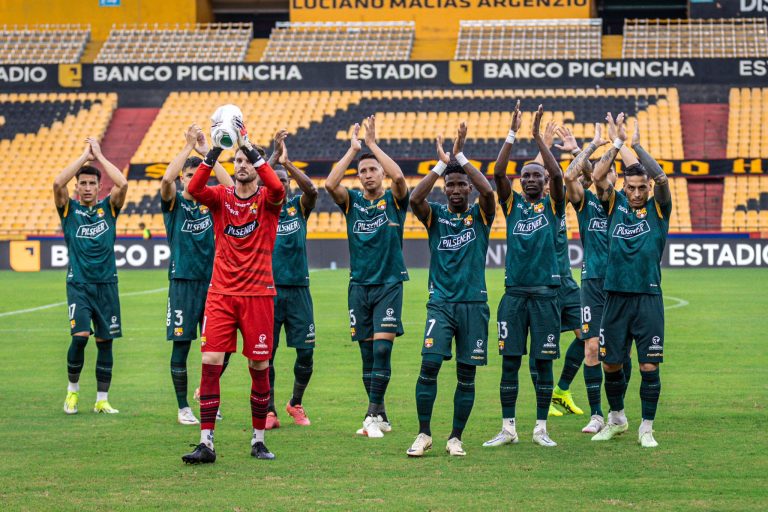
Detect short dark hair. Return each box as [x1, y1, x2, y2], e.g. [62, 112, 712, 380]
[76, 166, 101, 181]
[624, 163, 648, 177]
[357, 152, 379, 166]
[444, 160, 466, 177]
[183, 156, 202, 171]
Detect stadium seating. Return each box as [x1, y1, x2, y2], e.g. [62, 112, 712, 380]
[95, 23, 251, 63]
[0, 93, 117, 235]
[454, 19, 602, 60]
[261, 21, 414, 62]
[727, 88, 768, 159]
[721, 176, 768, 231]
[622, 18, 768, 58]
[132, 87, 683, 164]
[0, 24, 89, 64]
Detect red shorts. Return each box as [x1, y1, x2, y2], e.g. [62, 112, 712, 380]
[201, 293, 274, 361]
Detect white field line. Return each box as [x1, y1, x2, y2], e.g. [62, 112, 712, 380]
[0, 287, 166, 318]
[664, 296, 689, 310]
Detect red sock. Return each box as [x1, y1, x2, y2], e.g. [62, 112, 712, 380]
[249, 367, 270, 430]
[199, 363, 222, 430]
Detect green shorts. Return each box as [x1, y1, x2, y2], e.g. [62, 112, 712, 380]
[274, 285, 316, 350]
[66, 282, 122, 339]
[496, 287, 561, 360]
[580, 278, 605, 340]
[558, 275, 582, 332]
[421, 300, 490, 366]
[348, 281, 404, 341]
[600, 292, 665, 364]
[166, 279, 209, 341]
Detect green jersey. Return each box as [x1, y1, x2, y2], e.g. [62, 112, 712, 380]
[273, 195, 311, 287]
[502, 191, 564, 288]
[555, 197, 571, 277]
[162, 191, 214, 281]
[341, 188, 410, 285]
[57, 196, 119, 283]
[426, 202, 493, 303]
[575, 189, 609, 280]
[603, 189, 671, 294]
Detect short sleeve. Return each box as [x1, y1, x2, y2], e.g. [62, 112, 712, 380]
[297, 194, 313, 219]
[655, 197, 673, 219]
[339, 188, 356, 215]
[602, 188, 619, 218]
[161, 192, 176, 213]
[477, 202, 495, 227]
[393, 188, 410, 211]
[500, 192, 515, 217]
[104, 196, 120, 218]
[57, 198, 72, 219]
[425, 202, 440, 230]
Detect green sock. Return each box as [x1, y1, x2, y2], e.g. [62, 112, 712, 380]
[290, 348, 313, 406]
[500, 355, 521, 419]
[67, 336, 88, 384]
[369, 339, 392, 406]
[170, 340, 192, 409]
[451, 363, 476, 439]
[528, 355, 538, 387]
[95, 340, 113, 394]
[557, 337, 584, 391]
[640, 369, 661, 421]
[623, 356, 633, 399]
[415, 355, 442, 436]
[534, 359, 554, 421]
[604, 368, 626, 413]
[583, 363, 603, 417]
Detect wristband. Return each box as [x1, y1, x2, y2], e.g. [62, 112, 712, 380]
[203, 147, 223, 167]
[571, 148, 581, 156]
[613, 138, 624, 150]
[455, 152, 469, 167]
[506, 130, 516, 144]
[243, 146, 266, 167]
[431, 160, 447, 176]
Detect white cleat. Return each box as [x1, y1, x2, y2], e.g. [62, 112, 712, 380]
[377, 415, 392, 433]
[582, 415, 606, 434]
[178, 407, 200, 425]
[482, 428, 519, 447]
[638, 430, 659, 448]
[216, 409, 223, 421]
[591, 421, 629, 441]
[361, 415, 384, 438]
[532, 428, 557, 447]
[406, 433, 433, 457]
[445, 437, 466, 456]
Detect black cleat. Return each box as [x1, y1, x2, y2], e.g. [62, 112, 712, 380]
[182, 443, 216, 464]
[251, 441, 275, 460]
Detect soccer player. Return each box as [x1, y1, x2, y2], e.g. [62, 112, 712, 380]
[161, 124, 233, 425]
[54, 137, 128, 415]
[484, 103, 565, 448]
[324, 115, 409, 438]
[590, 114, 671, 448]
[181, 111, 285, 463]
[263, 131, 318, 429]
[406, 123, 495, 457]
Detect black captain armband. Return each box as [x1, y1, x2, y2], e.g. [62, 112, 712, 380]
[203, 147, 223, 167]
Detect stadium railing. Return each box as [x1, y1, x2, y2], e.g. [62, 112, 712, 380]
[0, 24, 90, 64]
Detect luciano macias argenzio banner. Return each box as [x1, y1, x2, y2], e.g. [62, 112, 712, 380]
[3, 59, 768, 91]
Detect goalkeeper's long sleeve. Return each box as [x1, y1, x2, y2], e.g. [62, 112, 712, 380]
[256, 161, 285, 206]
[188, 148, 223, 206]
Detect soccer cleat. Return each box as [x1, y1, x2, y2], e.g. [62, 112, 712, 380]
[93, 400, 119, 414]
[548, 404, 563, 417]
[582, 415, 605, 434]
[591, 421, 629, 441]
[285, 402, 311, 426]
[182, 443, 216, 464]
[178, 407, 200, 425]
[377, 415, 392, 433]
[445, 437, 466, 456]
[552, 388, 584, 415]
[532, 429, 557, 447]
[482, 428, 519, 447]
[406, 433, 433, 457]
[361, 415, 384, 438]
[638, 430, 659, 448]
[251, 441, 275, 460]
[64, 391, 79, 415]
[265, 411, 280, 430]
[216, 409, 223, 421]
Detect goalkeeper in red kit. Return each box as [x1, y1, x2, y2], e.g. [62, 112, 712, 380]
[182, 112, 285, 464]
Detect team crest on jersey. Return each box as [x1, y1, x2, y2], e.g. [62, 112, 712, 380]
[533, 202, 544, 213]
[498, 339, 505, 350]
[174, 327, 184, 337]
[463, 214, 473, 227]
[424, 338, 434, 348]
[70, 319, 76, 328]
[249, 203, 258, 214]
[582, 323, 589, 333]
[199, 205, 209, 215]
[635, 207, 647, 219]
[95, 207, 105, 218]
[287, 206, 297, 217]
[376, 199, 387, 210]
[350, 327, 356, 337]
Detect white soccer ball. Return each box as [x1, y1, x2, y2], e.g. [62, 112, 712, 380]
[210, 104, 243, 149]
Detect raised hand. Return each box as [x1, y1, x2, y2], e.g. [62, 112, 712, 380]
[436, 135, 450, 164]
[85, 137, 103, 158]
[452, 121, 467, 156]
[532, 104, 544, 140]
[363, 115, 377, 147]
[350, 123, 362, 152]
[273, 129, 288, 159]
[554, 126, 579, 152]
[591, 122, 607, 147]
[606, 112, 627, 142]
[543, 120, 557, 148]
[279, 138, 289, 165]
[194, 125, 210, 155]
[511, 100, 522, 132]
[631, 119, 640, 146]
[184, 124, 198, 147]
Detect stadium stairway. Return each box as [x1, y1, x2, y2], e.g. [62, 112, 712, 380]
[688, 179, 724, 231]
[680, 104, 728, 159]
[99, 108, 159, 192]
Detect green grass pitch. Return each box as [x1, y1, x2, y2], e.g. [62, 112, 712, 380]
[0, 268, 766, 511]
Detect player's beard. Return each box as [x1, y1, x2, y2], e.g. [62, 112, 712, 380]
[235, 173, 257, 184]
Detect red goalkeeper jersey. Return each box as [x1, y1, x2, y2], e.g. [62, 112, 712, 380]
[188, 162, 284, 296]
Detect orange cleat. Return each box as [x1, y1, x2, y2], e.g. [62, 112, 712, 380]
[285, 402, 311, 426]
